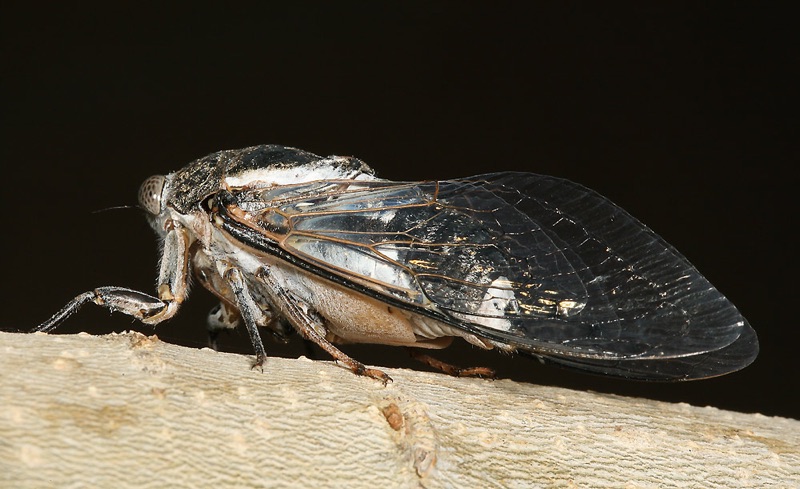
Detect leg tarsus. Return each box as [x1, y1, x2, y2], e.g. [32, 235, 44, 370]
[363, 367, 393, 385]
[33, 292, 98, 332]
[407, 348, 496, 378]
[250, 352, 266, 373]
[347, 361, 393, 384]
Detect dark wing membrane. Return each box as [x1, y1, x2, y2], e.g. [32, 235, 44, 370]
[228, 173, 757, 378]
[531, 321, 757, 380]
[464, 173, 757, 378]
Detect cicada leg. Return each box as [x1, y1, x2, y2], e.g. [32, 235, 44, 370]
[222, 268, 269, 370]
[407, 349, 496, 378]
[33, 220, 191, 332]
[33, 287, 170, 332]
[251, 267, 393, 384]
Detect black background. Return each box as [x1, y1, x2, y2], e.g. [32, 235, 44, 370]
[2, 3, 795, 418]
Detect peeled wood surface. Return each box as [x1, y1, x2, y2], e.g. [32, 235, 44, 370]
[1, 331, 797, 488]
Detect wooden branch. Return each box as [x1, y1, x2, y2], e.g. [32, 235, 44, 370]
[1, 331, 797, 488]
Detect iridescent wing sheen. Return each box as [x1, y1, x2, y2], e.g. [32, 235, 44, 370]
[225, 173, 757, 377]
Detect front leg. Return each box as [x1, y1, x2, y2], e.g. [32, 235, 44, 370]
[33, 220, 191, 332]
[33, 287, 169, 333]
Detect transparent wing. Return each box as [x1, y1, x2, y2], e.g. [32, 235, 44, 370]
[224, 173, 757, 373]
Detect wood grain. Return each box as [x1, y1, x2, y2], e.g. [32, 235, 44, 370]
[1, 331, 797, 488]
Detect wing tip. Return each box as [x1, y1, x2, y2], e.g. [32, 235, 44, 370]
[530, 320, 759, 381]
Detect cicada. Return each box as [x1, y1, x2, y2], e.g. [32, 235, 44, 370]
[35, 145, 758, 383]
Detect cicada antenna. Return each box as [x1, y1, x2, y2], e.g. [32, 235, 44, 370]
[91, 204, 141, 214]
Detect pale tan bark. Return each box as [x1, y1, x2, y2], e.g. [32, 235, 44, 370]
[1, 331, 797, 488]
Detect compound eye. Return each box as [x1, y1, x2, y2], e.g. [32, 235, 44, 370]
[138, 175, 166, 215]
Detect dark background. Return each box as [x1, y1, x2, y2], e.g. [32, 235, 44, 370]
[2, 3, 795, 418]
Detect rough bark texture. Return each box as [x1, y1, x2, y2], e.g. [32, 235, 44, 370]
[1, 330, 797, 488]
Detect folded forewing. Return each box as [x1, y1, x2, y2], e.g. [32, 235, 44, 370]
[226, 173, 754, 366]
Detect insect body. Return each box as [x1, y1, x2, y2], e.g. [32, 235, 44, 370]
[35, 145, 758, 382]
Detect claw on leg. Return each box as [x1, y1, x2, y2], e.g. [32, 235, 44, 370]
[364, 368, 393, 385]
[350, 362, 393, 385]
[250, 354, 266, 373]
